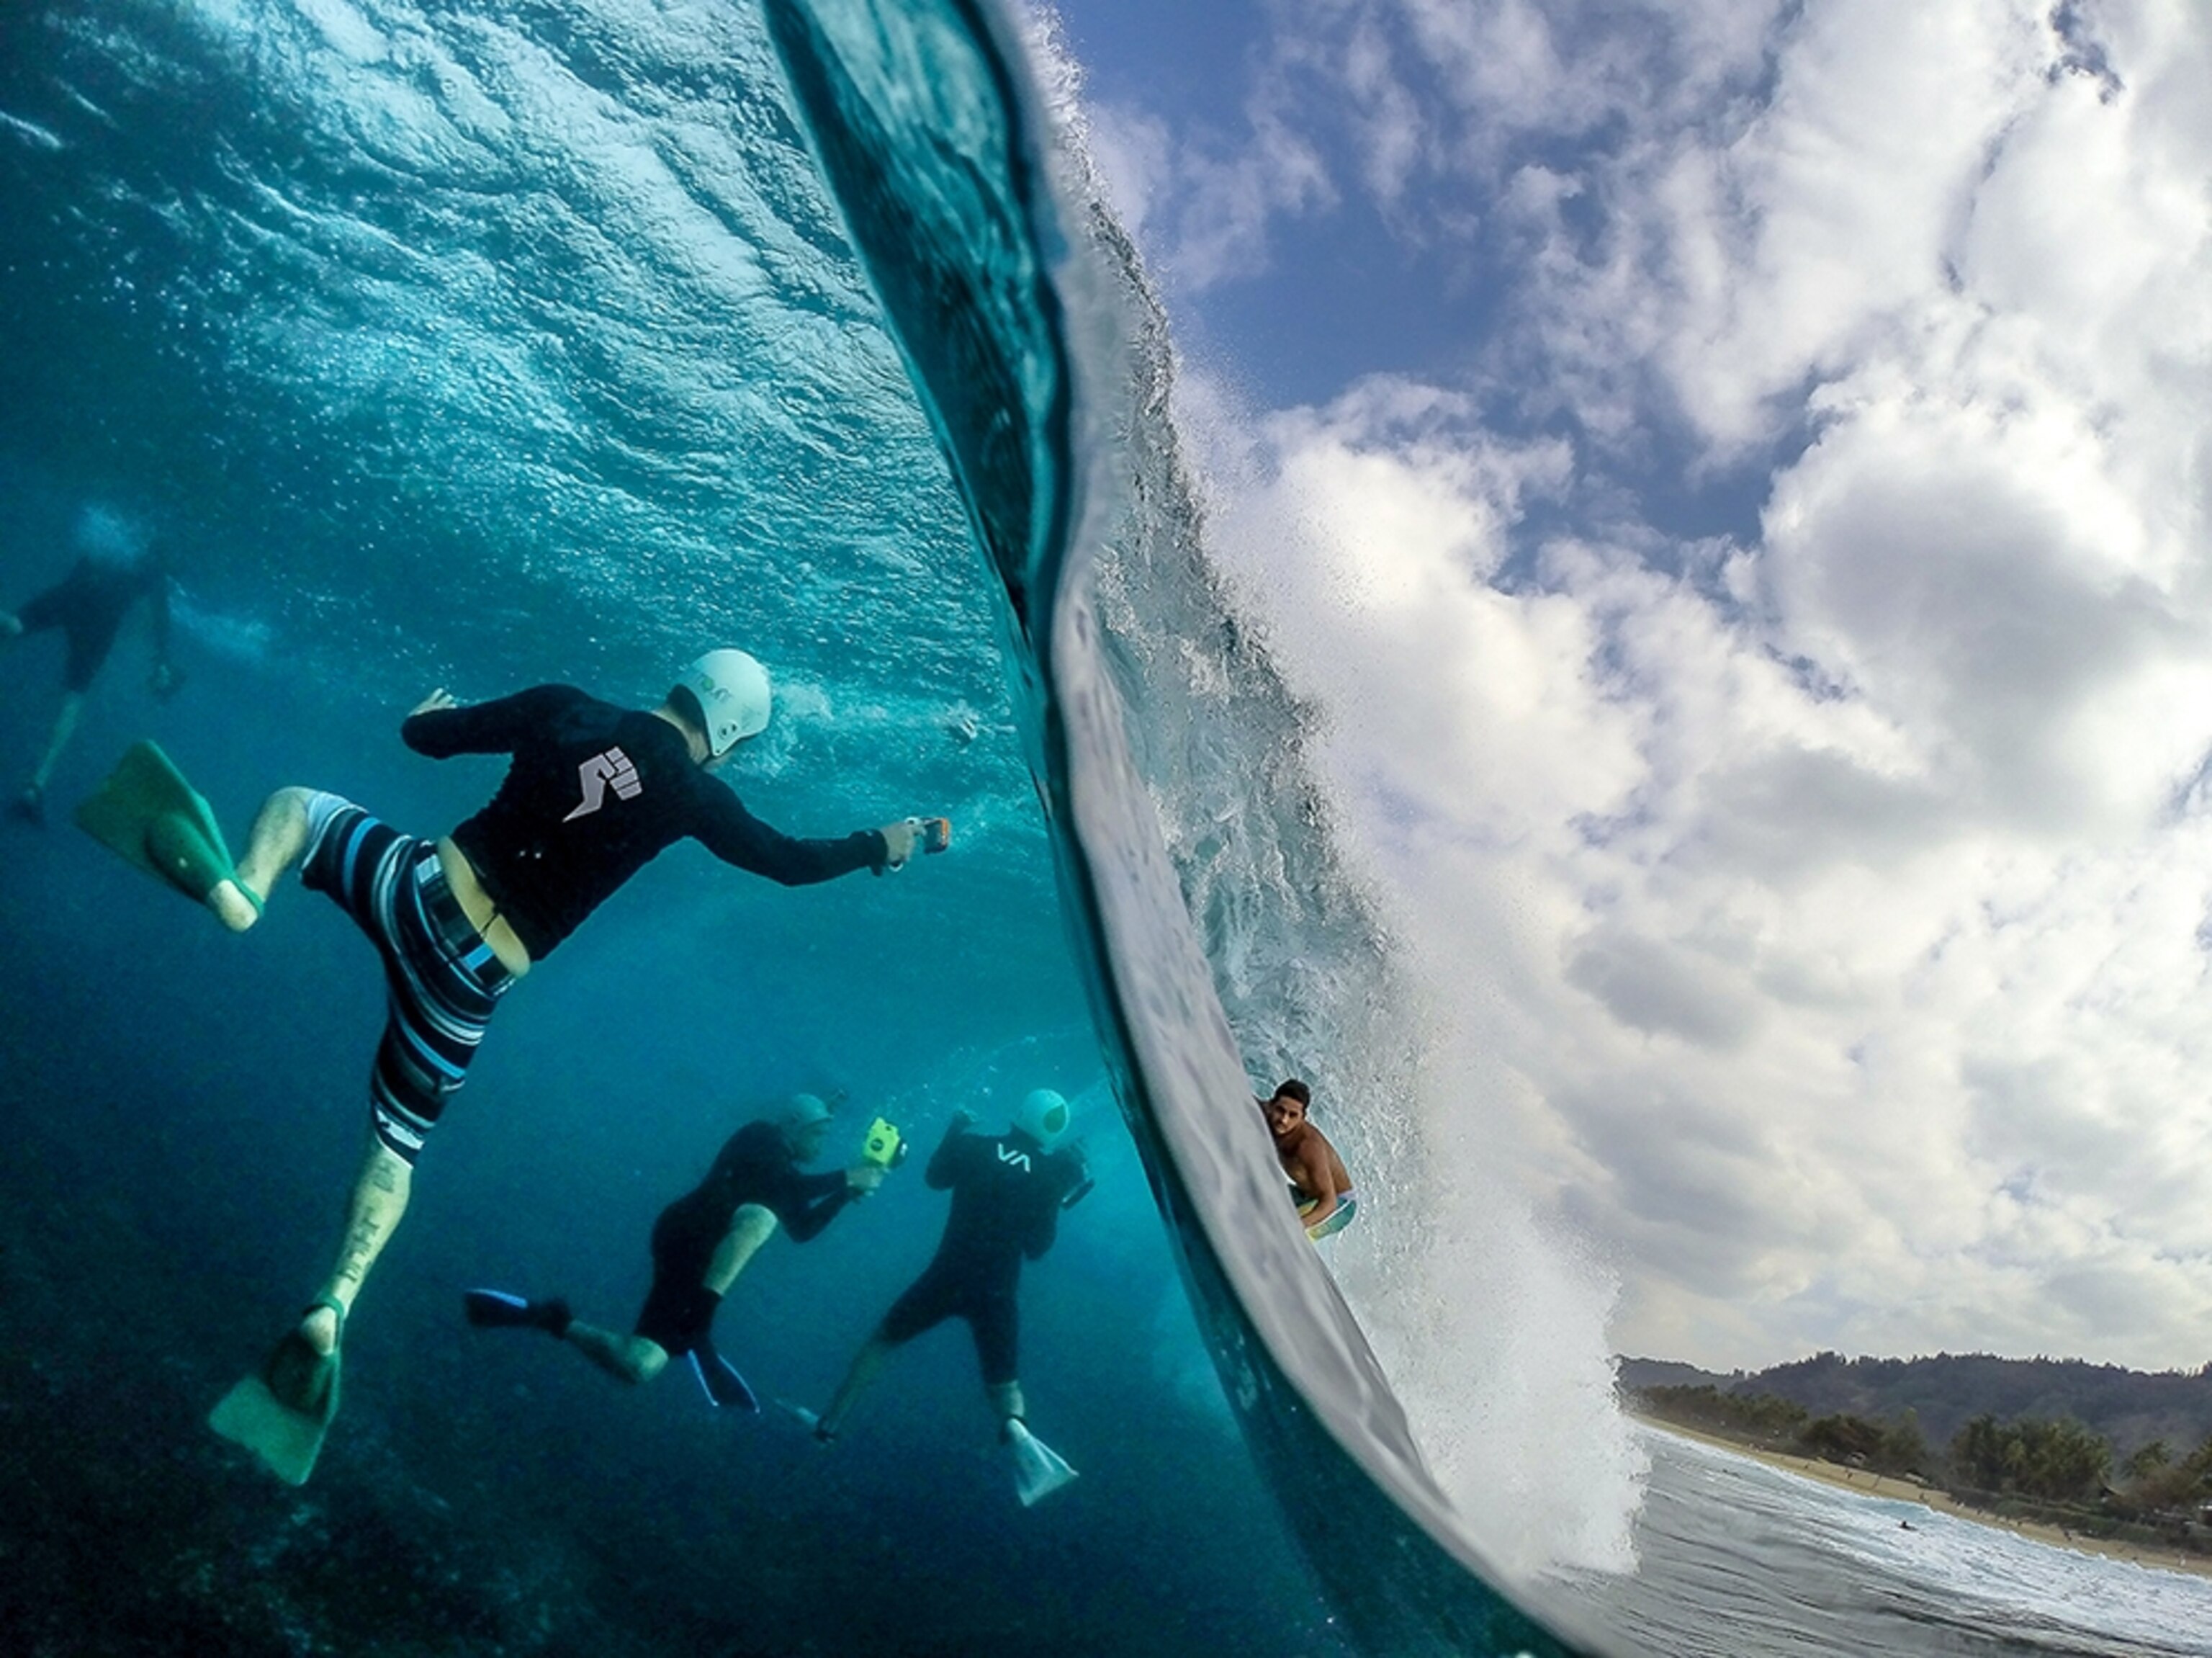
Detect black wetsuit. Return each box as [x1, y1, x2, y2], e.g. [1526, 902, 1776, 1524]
[16, 554, 169, 691]
[634, 1119, 856, 1356]
[306, 686, 887, 1162]
[877, 1123, 1084, 1385]
[402, 684, 887, 961]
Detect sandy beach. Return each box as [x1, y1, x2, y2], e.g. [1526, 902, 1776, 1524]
[1638, 1417, 2212, 1581]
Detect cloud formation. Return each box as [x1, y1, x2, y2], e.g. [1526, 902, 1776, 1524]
[1125, 0, 2212, 1371]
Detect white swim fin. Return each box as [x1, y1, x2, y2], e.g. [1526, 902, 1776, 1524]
[1006, 1418, 1077, 1507]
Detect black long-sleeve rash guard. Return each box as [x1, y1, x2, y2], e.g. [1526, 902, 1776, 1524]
[402, 684, 887, 960]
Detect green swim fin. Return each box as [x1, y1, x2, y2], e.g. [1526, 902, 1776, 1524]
[75, 740, 243, 907]
[208, 1303, 343, 1486]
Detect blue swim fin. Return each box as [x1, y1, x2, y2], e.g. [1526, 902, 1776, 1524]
[688, 1339, 759, 1412]
[462, 1287, 572, 1335]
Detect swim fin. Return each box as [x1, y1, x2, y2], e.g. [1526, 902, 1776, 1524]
[462, 1288, 572, 1335]
[774, 1398, 837, 1442]
[1005, 1418, 1077, 1507]
[208, 1301, 343, 1486]
[688, 1338, 760, 1412]
[75, 740, 244, 907]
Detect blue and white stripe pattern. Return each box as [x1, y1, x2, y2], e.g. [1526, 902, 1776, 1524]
[300, 793, 513, 1162]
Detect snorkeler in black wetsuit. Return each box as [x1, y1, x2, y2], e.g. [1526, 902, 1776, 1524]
[464, 1095, 886, 1407]
[148, 649, 947, 1441]
[1, 512, 179, 823]
[812, 1088, 1089, 1448]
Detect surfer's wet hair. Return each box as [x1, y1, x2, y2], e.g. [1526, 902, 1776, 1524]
[1272, 1079, 1310, 1108]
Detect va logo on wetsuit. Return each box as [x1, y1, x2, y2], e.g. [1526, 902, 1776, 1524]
[562, 747, 642, 821]
[997, 1143, 1033, 1174]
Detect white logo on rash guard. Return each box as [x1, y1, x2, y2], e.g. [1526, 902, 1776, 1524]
[562, 747, 642, 820]
[997, 1143, 1033, 1174]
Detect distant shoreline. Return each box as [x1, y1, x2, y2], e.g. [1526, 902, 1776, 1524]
[1635, 1416, 2212, 1581]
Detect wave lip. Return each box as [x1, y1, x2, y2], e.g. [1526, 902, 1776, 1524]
[763, 1, 1608, 1652]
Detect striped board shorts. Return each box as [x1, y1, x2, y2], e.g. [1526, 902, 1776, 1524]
[300, 794, 514, 1162]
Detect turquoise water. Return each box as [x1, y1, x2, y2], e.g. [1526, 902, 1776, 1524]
[1, 0, 1588, 1649]
[0, 0, 1362, 1651]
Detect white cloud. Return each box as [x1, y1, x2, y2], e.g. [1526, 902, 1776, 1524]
[1154, 0, 2212, 1380]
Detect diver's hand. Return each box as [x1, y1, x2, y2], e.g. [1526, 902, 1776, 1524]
[148, 660, 182, 700]
[410, 688, 456, 717]
[949, 1108, 976, 1132]
[846, 1164, 886, 1196]
[876, 816, 951, 872]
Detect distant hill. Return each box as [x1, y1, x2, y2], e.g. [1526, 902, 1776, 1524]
[1617, 1352, 2212, 1456]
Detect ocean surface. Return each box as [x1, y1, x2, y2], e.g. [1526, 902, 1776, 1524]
[1560, 1431, 2212, 1658]
[0, 1, 2201, 1655]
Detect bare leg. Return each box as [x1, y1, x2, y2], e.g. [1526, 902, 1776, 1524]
[563, 1324, 670, 1386]
[817, 1331, 896, 1438]
[210, 785, 316, 933]
[297, 1137, 411, 1358]
[27, 691, 84, 792]
[703, 1205, 778, 1295]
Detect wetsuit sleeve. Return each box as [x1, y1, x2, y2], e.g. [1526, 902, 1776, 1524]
[775, 1169, 857, 1242]
[402, 684, 579, 758]
[691, 786, 888, 885]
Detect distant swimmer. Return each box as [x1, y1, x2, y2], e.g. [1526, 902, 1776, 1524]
[464, 1094, 891, 1409]
[0, 506, 179, 825]
[76, 648, 948, 1483]
[803, 1089, 1092, 1506]
[1259, 1079, 1355, 1240]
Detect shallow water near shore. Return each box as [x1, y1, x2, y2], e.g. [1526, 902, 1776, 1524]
[1547, 1430, 2212, 1658]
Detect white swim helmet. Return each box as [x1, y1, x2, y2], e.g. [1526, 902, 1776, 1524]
[675, 649, 772, 756]
[1014, 1088, 1070, 1148]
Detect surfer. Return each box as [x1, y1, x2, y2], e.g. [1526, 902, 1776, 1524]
[1259, 1079, 1355, 1240]
[78, 648, 948, 1483]
[463, 1094, 887, 1410]
[804, 1089, 1091, 1505]
[0, 507, 179, 825]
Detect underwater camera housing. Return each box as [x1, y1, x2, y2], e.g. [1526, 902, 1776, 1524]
[863, 1116, 909, 1169]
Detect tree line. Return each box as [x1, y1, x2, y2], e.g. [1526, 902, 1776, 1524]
[1632, 1381, 2212, 1518]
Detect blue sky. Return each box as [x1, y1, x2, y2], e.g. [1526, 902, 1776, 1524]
[1038, 0, 2212, 1400]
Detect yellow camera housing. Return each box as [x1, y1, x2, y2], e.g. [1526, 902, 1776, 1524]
[862, 1116, 907, 1169]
